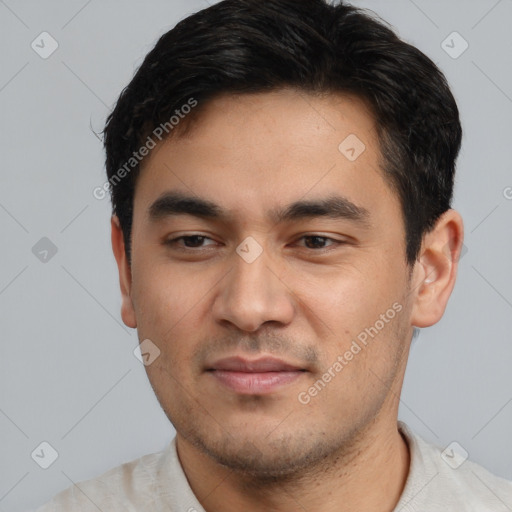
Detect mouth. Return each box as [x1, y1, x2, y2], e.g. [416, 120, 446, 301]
[206, 356, 307, 395]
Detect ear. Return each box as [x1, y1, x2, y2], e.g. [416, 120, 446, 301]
[111, 215, 137, 328]
[409, 209, 464, 328]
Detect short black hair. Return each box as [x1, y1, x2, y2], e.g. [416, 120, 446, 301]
[103, 0, 462, 265]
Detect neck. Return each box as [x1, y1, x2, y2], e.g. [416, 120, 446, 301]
[176, 420, 410, 512]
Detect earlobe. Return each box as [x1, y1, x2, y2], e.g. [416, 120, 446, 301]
[410, 209, 464, 328]
[111, 216, 137, 329]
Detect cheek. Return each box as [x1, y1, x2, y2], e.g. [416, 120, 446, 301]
[130, 264, 213, 377]
[299, 264, 405, 358]
[300, 268, 384, 322]
[132, 262, 208, 328]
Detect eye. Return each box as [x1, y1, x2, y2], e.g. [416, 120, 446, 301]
[297, 235, 343, 250]
[164, 235, 217, 249]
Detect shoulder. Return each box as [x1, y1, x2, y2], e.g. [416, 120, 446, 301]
[34, 442, 173, 511]
[398, 421, 512, 511]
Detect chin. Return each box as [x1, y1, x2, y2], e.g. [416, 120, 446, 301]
[188, 427, 336, 480]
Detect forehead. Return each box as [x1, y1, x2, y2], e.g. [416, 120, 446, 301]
[134, 89, 399, 226]
[175, 89, 379, 158]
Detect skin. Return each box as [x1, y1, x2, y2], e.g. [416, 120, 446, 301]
[111, 89, 464, 512]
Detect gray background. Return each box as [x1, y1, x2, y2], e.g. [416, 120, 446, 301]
[0, 0, 511, 510]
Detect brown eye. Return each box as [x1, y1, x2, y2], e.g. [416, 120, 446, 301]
[165, 235, 216, 249]
[298, 235, 344, 250]
[303, 235, 332, 249]
[180, 236, 208, 248]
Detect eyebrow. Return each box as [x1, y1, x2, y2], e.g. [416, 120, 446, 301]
[148, 191, 371, 227]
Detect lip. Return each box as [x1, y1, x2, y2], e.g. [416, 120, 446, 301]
[207, 356, 306, 395]
[208, 356, 303, 372]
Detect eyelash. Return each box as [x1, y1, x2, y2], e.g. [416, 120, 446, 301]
[164, 234, 345, 252]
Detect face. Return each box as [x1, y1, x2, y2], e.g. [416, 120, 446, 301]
[119, 89, 419, 477]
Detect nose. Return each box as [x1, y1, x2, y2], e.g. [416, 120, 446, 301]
[212, 246, 296, 332]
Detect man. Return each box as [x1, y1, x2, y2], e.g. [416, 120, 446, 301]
[36, 0, 512, 510]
